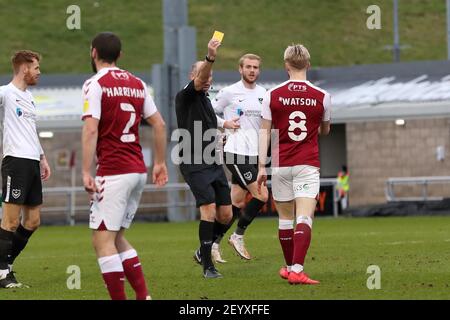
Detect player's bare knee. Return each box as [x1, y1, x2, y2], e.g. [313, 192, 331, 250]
[232, 200, 246, 209]
[1, 216, 20, 231]
[23, 216, 40, 230]
[217, 205, 232, 224]
[200, 203, 216, 221]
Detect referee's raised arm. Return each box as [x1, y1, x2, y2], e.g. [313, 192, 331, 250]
[193, 38, 221, 91]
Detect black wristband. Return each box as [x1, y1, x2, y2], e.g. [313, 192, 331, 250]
[205, 55, 215, 63]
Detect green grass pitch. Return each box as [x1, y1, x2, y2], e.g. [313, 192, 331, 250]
[0, 216, 449, 300]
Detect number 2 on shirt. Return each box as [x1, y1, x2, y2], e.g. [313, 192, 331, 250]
[120, 103, 136, 143]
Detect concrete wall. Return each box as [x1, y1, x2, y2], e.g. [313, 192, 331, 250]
[346, 117, 450, 206]
[319, 123, 347, 177]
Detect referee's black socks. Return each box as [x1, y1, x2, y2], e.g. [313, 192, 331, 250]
[9, 224, 35, 266]
[236, 198, 266, 235]
[0, 227, 14, 271]
[199, 220, 214, 270]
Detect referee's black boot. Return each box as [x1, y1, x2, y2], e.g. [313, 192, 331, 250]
[0, 271, 24, 289]
[193, 248, 202, 265]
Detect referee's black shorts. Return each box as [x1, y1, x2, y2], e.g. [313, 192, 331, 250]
[223, 152, 258, 190]
[180, 164, 231, 208]
[1, 156, 43, 206]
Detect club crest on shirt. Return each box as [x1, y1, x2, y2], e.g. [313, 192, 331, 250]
[11, 189, 21, 199]
[258, 98, 263, 104]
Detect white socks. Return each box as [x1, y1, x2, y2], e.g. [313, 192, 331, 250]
[98, 254, 124, 274]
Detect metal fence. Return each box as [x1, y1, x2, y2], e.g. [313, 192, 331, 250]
[385, 176, 450, 202]
[36, 179, 340, 225]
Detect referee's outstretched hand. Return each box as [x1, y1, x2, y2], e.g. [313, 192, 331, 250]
[207, 38, 221, 60]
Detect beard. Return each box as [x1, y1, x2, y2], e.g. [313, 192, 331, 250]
[24, 72, 38, 86]
[242, 73, 257, 85]
[91, 58, 97, 73]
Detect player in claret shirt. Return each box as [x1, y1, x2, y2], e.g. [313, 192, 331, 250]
[82, 32, 168, 300]
[257, 44, 331, 285]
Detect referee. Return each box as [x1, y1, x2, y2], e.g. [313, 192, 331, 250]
[175, 37, 233, 279]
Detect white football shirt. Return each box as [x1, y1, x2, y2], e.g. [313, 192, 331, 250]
[0, 83, 43, 161]
[212, 81, 266, 156]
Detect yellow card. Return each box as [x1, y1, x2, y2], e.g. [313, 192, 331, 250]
[212, 30, 224, 42]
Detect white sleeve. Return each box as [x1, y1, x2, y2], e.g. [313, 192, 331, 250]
[211, 88, 232, 114]
[216, 115, 225, 128]
[322, 92, 331, 122]
[81, 79, 102, 120]
[261, 91, 272, 121]
[0, 88, 4, 108]
[141, 81, 158, 118]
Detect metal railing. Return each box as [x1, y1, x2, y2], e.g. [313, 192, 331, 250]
[39, 179, 340, 225]
[385, 176, 450, 202]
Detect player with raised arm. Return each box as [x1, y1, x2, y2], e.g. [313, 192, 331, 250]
[82, 32, 168, 299]
[211, 54, 268, 262]
[257, 44, 331, 285]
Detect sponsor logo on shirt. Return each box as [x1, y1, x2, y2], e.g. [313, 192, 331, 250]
[111, 71, 130, 81]
[15, 107, 36, 121]
[288, 83, 307, 92]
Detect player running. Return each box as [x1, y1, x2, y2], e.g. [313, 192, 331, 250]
[211, 54, 268, 262]
[257, 44, 331, 285]
[82, 32, 168, 299]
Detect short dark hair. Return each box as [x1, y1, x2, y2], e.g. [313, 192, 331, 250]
[11, 50, 41, 74]
[91, 32, 121, 63]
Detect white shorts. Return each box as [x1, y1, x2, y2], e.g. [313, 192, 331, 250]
[271, 165, 320, 201]
[89, 173, 147, 231]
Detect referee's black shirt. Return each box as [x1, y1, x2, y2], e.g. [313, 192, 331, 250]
[175, 80, 218, 172]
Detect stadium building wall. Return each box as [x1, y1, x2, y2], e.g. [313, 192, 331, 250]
[346, 117, 450, 206]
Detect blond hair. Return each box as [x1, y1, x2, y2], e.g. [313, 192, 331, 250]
[283, 44, 310, 70]
[239, 53, 262, 67]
